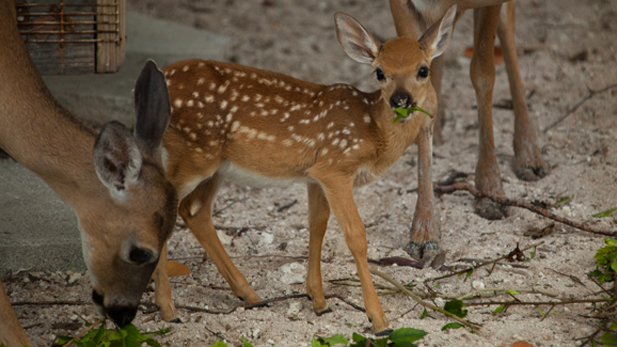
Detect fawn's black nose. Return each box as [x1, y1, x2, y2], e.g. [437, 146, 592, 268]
[106, 304, 138, 327]
[390, 92, 412, 109]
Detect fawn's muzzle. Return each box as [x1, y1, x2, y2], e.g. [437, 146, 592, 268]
[390, 92, 413, 109]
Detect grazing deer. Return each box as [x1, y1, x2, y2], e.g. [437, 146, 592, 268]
[389, 0, 550, 234]
[0, 0, 177, 344]
[152, 7, 457, 335]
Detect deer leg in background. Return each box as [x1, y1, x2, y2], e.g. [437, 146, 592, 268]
[153, 243, 180, 322]
[470, 5, 509, 220]
[497, 1, 550, 181]
[177, 174, 261, 305]
[407, 123, 441, 260]
[306, 182, 332, 316]
[430, 55, 446, 145]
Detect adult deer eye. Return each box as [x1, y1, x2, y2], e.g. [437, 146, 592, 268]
[375, 68, 385, 81]
[129, 247, 152, 265]
[418, 66, 429, 78]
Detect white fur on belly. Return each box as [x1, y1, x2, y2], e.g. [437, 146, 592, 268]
[217, 160, 311, 188]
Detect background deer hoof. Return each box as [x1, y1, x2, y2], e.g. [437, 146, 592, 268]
[475, 198, 509, 220]
[515, 163, 550, 182]
[406, 240, 440, 260]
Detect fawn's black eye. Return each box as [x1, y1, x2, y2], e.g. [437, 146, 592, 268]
[375, 68, 385, 81]
[418, 66, 429, 78]
[129, 247, 152, 265]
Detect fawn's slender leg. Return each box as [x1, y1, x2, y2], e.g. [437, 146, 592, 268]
[313, 174, 390, 335]
[306, 182, 331, 315]
[497, 1, 549, 181]
[0, 279, 32, 347]
[178, 174, 260, 304]
[407, 123, 441, 260]
[430, 55, 446, 145]
[470, 5, 509, 220]
[153, 243, 180, 322]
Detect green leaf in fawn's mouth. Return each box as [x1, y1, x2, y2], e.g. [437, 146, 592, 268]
[393, 106, 433, 123]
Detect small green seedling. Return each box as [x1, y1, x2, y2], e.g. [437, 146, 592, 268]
[392, 106, 433, 123]
[590, 238, 617, 284]
[56, 321, 169, 347]
[593, 207, 617, 218]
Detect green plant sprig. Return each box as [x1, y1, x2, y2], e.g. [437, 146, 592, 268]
[392, 106, 433, 124]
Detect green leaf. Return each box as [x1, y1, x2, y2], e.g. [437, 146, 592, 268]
[441, 323, 465, 331]
[444, 299, 468, 318]
[537, 306, 545, 317]
[389, 327, 428, 343]
[593, 207, 617, 218]
[465, 268, 474, 279]
[493, 305, 506, 315]
[55, 335, 74, 345]
[208, 342, 228, 347]
[507, 290, 520, 295]
[392, 106, 433, 124]
[242, 336, 254, 347]
[529, 251, 536, 259]
[601, 331, 617, 346]
[144, 338, 162, 347]
[317, 334, 348, 346]
[420, 308, 428, 319]
[606, 238, 617, 247]
[610, 322, 617, 330]
[553, 196, 571, 208]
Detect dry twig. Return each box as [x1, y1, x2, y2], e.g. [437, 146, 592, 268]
[370, 269, 482, 331]
[434, 182, 617, 237]
[543, 83, 617, 133]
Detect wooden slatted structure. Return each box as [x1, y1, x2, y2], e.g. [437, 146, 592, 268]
[14, 0, 126, 74]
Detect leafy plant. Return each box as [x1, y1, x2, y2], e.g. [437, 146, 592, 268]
[349, 327, 428, 347]
[56, 321, 169, 347]
[392, 106, 432, 123]
[589, 238, 617, 284]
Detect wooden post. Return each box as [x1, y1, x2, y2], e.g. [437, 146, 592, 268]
[96, 0, 125, 73]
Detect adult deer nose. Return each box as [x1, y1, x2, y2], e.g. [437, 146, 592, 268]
[390, 92, 412, 109]
[106, 305, 138, 327]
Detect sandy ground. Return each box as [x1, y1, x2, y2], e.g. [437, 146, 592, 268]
[4, 0, 617, 346]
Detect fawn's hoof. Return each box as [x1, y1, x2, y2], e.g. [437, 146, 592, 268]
[515, 163, 550, 182]
[168, 317, 182, 323]
[406, 240, 440, 260]
[475, 198, 509, 220]
[316, 307, 333, 316]
[375, 328, 394, 337]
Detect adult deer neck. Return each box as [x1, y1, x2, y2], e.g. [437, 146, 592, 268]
[0, 1, 102, 207]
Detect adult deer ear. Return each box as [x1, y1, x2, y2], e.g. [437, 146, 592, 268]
[133, 60, 171, 160]
[335, 12, 381, 65]
[93, 121, 143, 203]
[419, 5, 457, 59]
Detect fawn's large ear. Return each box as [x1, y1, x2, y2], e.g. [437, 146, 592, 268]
[133, 60, 171, 159]
[93, 121, 143, 203]
[335, 13, 381, 65]
[419, 5, 457, 59]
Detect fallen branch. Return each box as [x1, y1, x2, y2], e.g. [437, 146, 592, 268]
[434, 182, 617, 237]
[426, 241, 544, 283]
[370, 269, 482, 331]
[543, 83, 617, 133]
[456, 287, 559, 301]
[465, 297, 607, 307]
